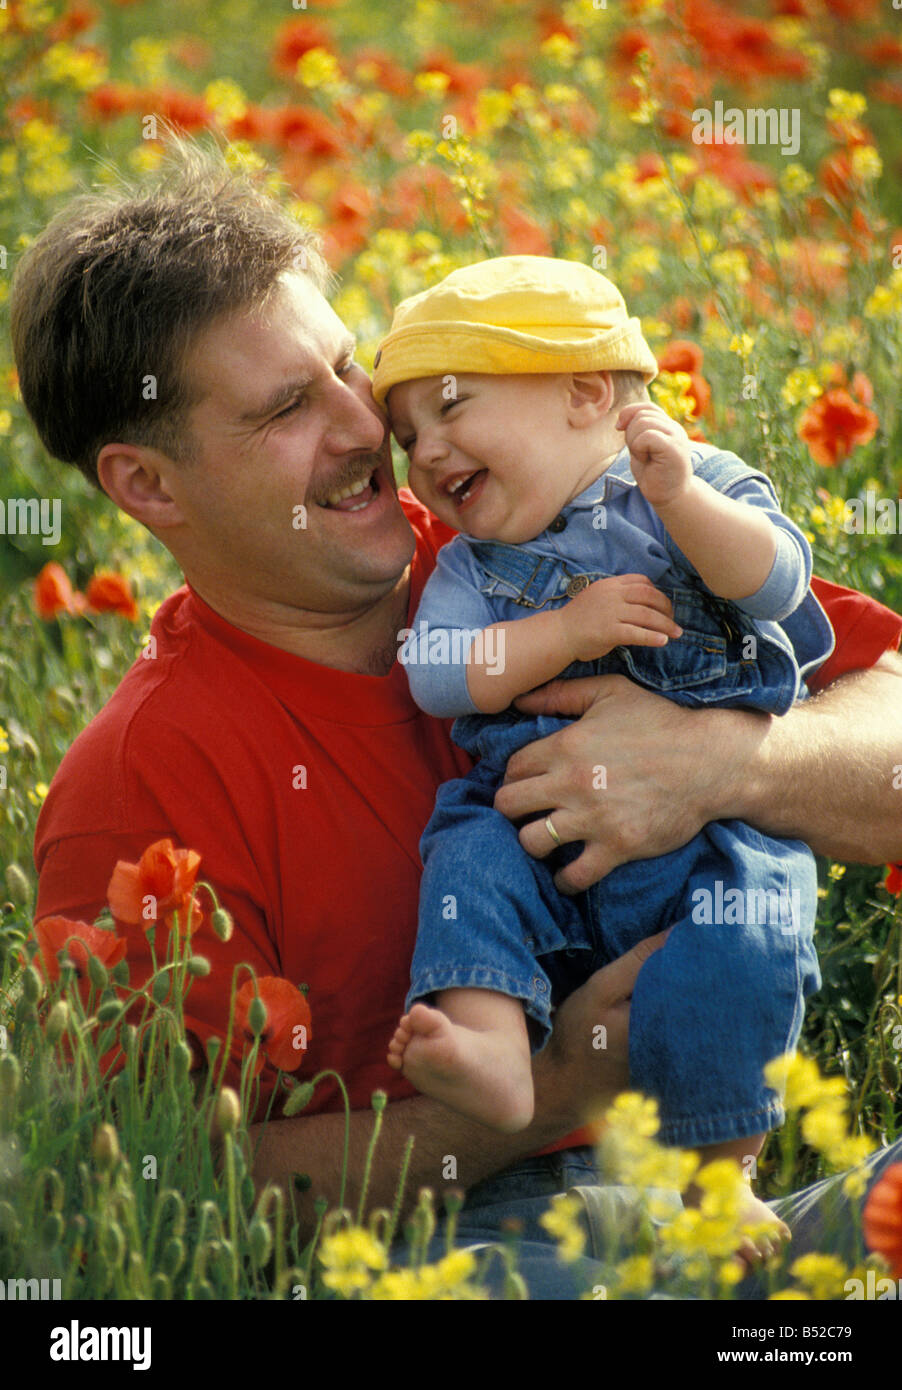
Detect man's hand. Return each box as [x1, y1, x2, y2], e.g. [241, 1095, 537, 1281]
[531, 931, 669, 1133]
[494, 672, 768, 893]
[560, 574, 682, 664]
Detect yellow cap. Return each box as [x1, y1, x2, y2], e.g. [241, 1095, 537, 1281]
[371, 255, 658, 405]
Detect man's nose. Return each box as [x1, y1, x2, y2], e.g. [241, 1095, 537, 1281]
[326, 375, 387, 453]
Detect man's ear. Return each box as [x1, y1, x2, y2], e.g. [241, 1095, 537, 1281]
[96, 443, 186, 532]
[565, 371, 616, 428]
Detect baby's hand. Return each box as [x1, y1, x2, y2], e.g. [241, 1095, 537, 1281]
[561, 573, 682, 664]
[616, 402, 693, 510]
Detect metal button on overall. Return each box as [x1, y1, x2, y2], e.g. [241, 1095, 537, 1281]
[565, 575, 590, 597]
[549, 515, 567, 533]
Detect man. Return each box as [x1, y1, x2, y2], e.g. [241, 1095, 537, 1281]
[12, 143, 902, 1296]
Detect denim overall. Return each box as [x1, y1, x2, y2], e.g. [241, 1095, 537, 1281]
[408, 453, 826, 1148]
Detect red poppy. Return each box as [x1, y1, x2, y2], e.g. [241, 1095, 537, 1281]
[797, 389, 879, 468]
[33, 916, 127, 1005]
[34, 563, 86, 620]
[860, 37, 902, 67]
[863, 1164, 902, 1277]
[272, 18, 334, 78]
[85, 571, 139, 621]
[84, 82, 143, 122]
[234, 977, 313, 1074]
[146, 87, 210, 133]
[657, 340, 703, 375]
[48, 3, 99, 40]
[884, 864, 902, 896]
[271, 105, 344, 158]
[499, 205, 553, 257]
[107, 838, 204, 935]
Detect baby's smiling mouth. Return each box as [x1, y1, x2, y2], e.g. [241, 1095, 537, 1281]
[441, 469, 487, 506]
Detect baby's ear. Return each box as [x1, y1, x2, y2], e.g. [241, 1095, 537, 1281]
[565, 370, 615, 427]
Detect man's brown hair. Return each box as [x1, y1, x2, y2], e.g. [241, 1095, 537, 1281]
[10, 135, 330, 489]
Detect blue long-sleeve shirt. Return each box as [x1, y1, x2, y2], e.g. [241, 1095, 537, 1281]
[400, 442, 834, 719]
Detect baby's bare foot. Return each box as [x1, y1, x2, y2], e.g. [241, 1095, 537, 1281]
[386, 1002, 534, 1131]
[734, 1189, 792, 1269]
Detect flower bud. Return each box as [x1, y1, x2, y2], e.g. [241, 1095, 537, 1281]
[4, 864, 31, 905]
[0, 1052, 21, 1098]
[103, 1220, 126, 1265]
[162, 1236, 185, 1277]
[205, 1036, 221, 1065]
[283, 1081, 315, 1117]
[248, 994, 267, 1035]
[22, 966, 41, 1004]
[249, 1216, 273, 1269]
[91, 1122, 121, 1171]
[151, 1272, 172, 1300]
[371, 1088, 387, 1115]
[151, 972, 170, 1003]
[46, 1000, 70, 1043]
[42, 1211, 64, 1247]
[96, 999, 123, 1025]
[122, 1025, 138, 1056]
[187, 955, 211, 977]
[211, 908, 234, 943]
[87, 954, 108, 992]
[172, 1040, 194, 1080]
[214, 1087, 241, 1136]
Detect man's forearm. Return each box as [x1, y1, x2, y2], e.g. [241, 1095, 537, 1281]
[249, 1062, 577, 1241]
[717, 652, 902, 863]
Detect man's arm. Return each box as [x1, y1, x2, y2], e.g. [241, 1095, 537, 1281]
[496, 652, 902, 893]
[249, 934, 661, 1237]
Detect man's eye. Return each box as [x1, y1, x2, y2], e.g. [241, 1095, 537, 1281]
[275, 398, 304, 419]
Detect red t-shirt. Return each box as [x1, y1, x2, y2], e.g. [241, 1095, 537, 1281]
[33, 494, 902, 1136]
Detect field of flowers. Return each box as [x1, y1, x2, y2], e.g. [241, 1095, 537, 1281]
[2, 0, 902, 1304]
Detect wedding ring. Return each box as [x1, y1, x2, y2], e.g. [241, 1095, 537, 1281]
[544, 816, 563, 848]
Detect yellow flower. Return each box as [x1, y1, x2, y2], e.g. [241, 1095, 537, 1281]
[127, 37, 169, 87]
[782, 368, 822, 407]
[763, 1052, 846, 1110]
[539, 1192, 586, 1263]
[801, 1100, 847, 1153]
[790, 1253, 847, 1300]
[614, 1254, 654, 1294]
[0, 726, 9, 755]
[780, 164, 812, 197]
[850, 145, 882, 184]
[298, 48, 341, 90]
[543, 84, 580, 106]
[540, 33, 579, 67]
[651, 372, 697, 427]
[710, 249, 750, 286]
[692, 175, 734, 218]
[729, 333, 755, 357]
[828, 863, 846, 881]
[475, 89, 513, 132]
[42, 42, 107, 91]
[827, 89, 867, 123]
[205, 80, 248, 125]
[414, 71, 451, 97]
[769, 1289, 811, 1300]
[26, 782, 49, 807]
[0, 410, 11, 436]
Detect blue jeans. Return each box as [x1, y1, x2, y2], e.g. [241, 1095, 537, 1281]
[396, 1141, 902, 1300]
[410, 715, 820, 1148]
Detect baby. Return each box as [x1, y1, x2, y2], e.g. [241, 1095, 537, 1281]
[375, 256, 832, 1239]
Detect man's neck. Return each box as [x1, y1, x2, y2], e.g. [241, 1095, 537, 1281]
[187, 570, 412, 677]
